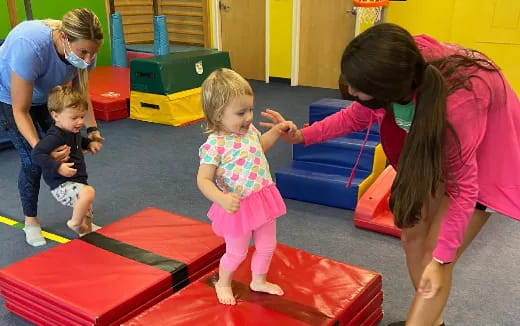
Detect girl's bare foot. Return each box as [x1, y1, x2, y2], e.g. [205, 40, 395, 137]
[250, 281, 284, 295]
[215, 282, 236, 305]
[66, 219, 89, 236]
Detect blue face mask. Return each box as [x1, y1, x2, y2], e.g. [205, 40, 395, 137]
[64, 39, 89, 69]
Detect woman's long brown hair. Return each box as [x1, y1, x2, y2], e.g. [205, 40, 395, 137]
[340, 23, 500, 228]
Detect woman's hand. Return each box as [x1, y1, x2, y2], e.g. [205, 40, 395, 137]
[87, 130, 104, 143]
[417, 259, 445, 299]
[260, 109, 304, 144]
[49, 145, 71, 163]
[87, 141, 103, 154]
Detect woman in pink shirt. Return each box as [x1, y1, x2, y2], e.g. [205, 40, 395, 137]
[262, 23, 520, 326]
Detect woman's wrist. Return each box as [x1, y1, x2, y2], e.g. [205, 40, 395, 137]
[86, 126, 99, 134]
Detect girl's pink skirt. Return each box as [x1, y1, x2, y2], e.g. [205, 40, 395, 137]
[207, 183, 286, 238]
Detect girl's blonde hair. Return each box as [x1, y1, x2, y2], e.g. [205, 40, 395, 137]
[42, 8, 103, 97]
[48, 86, 88, 114]
[201, 68, 253, 134]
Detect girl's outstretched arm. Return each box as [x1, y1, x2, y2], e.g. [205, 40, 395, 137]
[259, 120, 297, 153]
[197, 164, 240, 214]
[261, 109, 304, 144]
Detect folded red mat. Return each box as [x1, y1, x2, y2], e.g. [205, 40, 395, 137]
[0, 207, 225, 325]
[124, 243, 383, 326]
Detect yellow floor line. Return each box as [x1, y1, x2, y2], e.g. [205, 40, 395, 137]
[0, 215, 70, 244]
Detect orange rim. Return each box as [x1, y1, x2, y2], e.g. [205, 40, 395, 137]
[353, 0, 389, 8]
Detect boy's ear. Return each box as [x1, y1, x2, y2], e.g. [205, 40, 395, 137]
[50, 111, 59, 121]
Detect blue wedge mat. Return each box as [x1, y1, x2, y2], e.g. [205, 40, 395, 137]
[153, 15, 169, 56]
[309, 98, 380, 141]
[110, 13, 127, 67]
[293, 137, 379, 172]
[126, 44, 207, 54]
[275, 97, 382, 209]
[275, 161, 370, 210]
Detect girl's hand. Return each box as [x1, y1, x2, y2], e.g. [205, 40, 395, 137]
[260, 109, 287, 129]
[277, 120, 303, 144]
[88, 141, 103, 154]
[417, 259, 445, 299]
[58, 162, 77, 177]
[49, 145, 71, 163]
[87, 130, 104, 143]
[219, 193, 240, 214]
[261, 110, 303, 144]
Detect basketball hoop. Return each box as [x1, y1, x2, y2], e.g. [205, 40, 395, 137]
[353, 0, 389, 26]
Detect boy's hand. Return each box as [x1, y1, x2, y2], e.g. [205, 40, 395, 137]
[88, 141, 103, 154]
[58, 162, 77, 177]
[218, 193, 240, 214]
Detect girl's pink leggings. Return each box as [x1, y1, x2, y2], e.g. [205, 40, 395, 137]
[220, 220, 276, 275]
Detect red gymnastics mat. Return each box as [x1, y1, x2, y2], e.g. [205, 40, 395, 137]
[0, 207, 225, 326]
[88, 66, 130, 121]
[123, 244, 383, 326]
[354, 166, 402, 238]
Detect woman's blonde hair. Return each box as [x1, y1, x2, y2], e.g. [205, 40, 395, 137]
[48, 86, 88, 114]
[42, 8, 103, 96]
[201, 68, 253, 134]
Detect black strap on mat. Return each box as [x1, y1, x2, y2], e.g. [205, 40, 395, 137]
[80, 232, 189, 291]
[203, 274, 334, 325]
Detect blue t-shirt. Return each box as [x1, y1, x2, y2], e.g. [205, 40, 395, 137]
[0, 20, 95, 105]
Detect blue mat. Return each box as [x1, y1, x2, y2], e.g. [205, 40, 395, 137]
[309, 98, 380, 141]
[276, 161, 370, 210]
[293, 137, 379, 173]
[126, 44, 208, 54]
[275, 98, 381, 210]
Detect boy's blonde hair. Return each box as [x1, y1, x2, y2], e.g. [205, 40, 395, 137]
[201, 68, 253, 134]
[47, 86, 88, 114]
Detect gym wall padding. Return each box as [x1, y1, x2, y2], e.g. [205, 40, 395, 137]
[6, 0, 112, 66]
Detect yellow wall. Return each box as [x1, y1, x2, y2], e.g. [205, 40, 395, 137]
[386, 0, 455, 41]
[387, 0, 520, 92]
[210, 0, 520, 89]
[269, 0, 293, 78]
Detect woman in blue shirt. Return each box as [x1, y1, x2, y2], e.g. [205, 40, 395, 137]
[0, 8, 104, 246]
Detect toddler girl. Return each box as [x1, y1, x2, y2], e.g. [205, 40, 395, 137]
[197, 68, 295, 305]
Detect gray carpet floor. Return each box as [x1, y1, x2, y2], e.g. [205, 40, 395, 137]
[0, 81, 518, 325]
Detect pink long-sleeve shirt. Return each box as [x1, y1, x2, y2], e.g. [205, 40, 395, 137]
[301, 35, 520, 262]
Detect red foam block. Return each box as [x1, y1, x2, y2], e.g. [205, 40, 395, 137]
[89, 66, 130, 120]
[354, 166, 402, 238]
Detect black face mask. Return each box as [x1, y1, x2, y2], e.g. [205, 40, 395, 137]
[342, 92, 391, 110]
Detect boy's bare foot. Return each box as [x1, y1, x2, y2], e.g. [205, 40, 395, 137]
[250, 281, 284, 295]
[66, 219, 89, 236]
[215, 282, 236, 305]
[82, 221, 93, 234]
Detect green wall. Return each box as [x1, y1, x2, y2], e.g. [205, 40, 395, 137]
[1, 0, 111, 66]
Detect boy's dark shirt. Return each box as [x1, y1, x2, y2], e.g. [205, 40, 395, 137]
[31, 124, 91, 190]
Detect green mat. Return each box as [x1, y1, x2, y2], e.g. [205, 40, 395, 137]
[130, 49, 231, 95]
